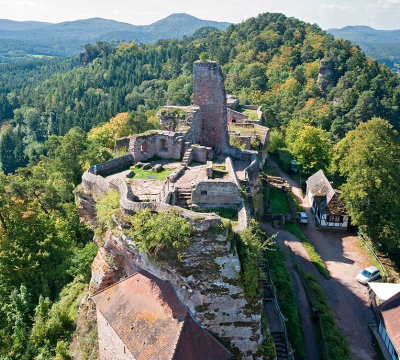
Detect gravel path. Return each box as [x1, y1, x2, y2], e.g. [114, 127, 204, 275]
[265, 158, 376, 360]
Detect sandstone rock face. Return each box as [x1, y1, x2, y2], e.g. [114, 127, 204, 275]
[317, 58, 334, 91]
[89, 230, 263, 358]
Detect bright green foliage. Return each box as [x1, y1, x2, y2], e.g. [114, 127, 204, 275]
[0, 285, 34, 358]
[302, 271, 352, 360]
[28, 277, 87, 359]
[285, 118, 311, 150]
[339, 118, 400, 250]
[66, 242, 99, 282]
[266, 246, 306, 359]
[94, 189, 121, 233]
[237, 221, 271, 299]
[268, 130, 286, 154]
[124, 209, 194, 254]
[291, 126, 333, 176]
[199, 52, 209, 62]
[0, 126, 27, 174]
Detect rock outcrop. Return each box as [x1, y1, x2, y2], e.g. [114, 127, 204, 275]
[89, 227, 263, 358]
[317, 57, 334, 91]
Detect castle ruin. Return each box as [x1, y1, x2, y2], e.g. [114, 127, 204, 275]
[79, 60, 271, 359]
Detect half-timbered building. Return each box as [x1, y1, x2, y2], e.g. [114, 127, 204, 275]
[306, 170, 351, 229]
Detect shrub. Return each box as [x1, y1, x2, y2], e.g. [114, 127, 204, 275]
[124, 209, 194, 254]
[199, 52, 209, 62]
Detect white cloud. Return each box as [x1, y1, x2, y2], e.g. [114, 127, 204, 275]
[0, 0, 45, 8]
[319, 4, 353, 12]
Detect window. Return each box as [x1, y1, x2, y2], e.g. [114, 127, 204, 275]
[141, 142, 148, 153]
[328, 215, 343, 223]
[201, 191, 207, 196]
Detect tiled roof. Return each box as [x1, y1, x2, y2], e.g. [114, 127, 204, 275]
[307, 170, 347, 214]
[379, 291, 400, 354]
[92, 270, 233, 360]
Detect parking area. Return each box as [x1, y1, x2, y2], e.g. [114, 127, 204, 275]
[265, 158, 379, 360]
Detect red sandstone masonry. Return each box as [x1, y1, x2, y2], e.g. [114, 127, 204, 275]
[193, 61, 229, 151]
[97, 309, 135, 360]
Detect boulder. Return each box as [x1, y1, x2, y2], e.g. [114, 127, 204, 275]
[134, 162, 144, 168]
[142, 163, 152, 170]
[126, 170, 135, 178]
[152, 164, 163, 172]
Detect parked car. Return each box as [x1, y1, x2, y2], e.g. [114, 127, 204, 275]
[298, 212, 308, 224]
[356, 266, 381, 284]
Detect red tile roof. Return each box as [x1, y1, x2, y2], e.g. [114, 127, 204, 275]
[379, 291, 400, 354]
[92, 270, 233, 360]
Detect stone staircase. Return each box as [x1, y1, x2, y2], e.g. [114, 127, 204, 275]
[182, 147, 193, 166]
[241, 180, 256, 218]
[176, 187, 192, 207]
[272, 332, 288, 360]
[261, 263, 290, 360]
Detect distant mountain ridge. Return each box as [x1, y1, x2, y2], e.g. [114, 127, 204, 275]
[0, 14, 231, 41]
[0, 14, 231, 63]
[327, 26, 400, 44]
[327, 25, 400, 71]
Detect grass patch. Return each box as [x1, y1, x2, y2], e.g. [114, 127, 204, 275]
[212, 170, 229, 179]
[200, 207, 238, 220]
[263, 163, 280, 177]
[283, 222, 330, 279]
[129, 167, 174, 181]
[264, 186, 290, 214]
[290, 191, 303, 212]
[266, 246, 306, 360]
[302, 271, 352, 360]
[237, 107, 259, 121]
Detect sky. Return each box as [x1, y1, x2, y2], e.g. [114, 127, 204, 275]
[1, 0, 400, 30]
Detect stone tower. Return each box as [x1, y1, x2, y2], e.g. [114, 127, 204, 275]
[193, 61, 229, 151]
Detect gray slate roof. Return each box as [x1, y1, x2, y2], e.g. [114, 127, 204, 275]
[306, 170, 347, 214]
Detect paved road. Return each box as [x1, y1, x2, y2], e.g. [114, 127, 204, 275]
[265, 158, 376, 360]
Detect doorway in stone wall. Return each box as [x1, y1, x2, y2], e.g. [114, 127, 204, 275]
[141, 142, 148, 153]
[160, 138, 168, 152]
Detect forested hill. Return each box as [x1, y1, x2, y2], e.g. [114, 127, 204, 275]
[1, 12, 400, 359]
[1, 13, 400, 152]
[327, 26, 400, 71]
[0, 14, 231, 62]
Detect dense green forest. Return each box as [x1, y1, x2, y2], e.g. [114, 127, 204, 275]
[0, 11, 400, 359]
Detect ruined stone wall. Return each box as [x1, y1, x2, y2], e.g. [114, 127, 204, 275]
[115, 137, 130, 151]
[88, 154, 135, 177]
[129, 131, 183, 162]
[232, 135, 251, 150]
[227, 108, 249, 123]
[193, 61, 229, 151]
[82, 171, 111, 195]
[82, 173, 220, 231]
[244, 153, 260, 188]
[192, 180, 242, 206]
[96, 309, 135, 360]
[238, 203, 252, 230]
[254, 124, 270, 149]
[226, 157, 241, 188]
[191, 145, 213, 163]
[241, 105, 263, 125]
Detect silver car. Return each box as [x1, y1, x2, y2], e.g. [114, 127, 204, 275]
[298, 212, 308, 224]
[356, 266, 381, 284]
